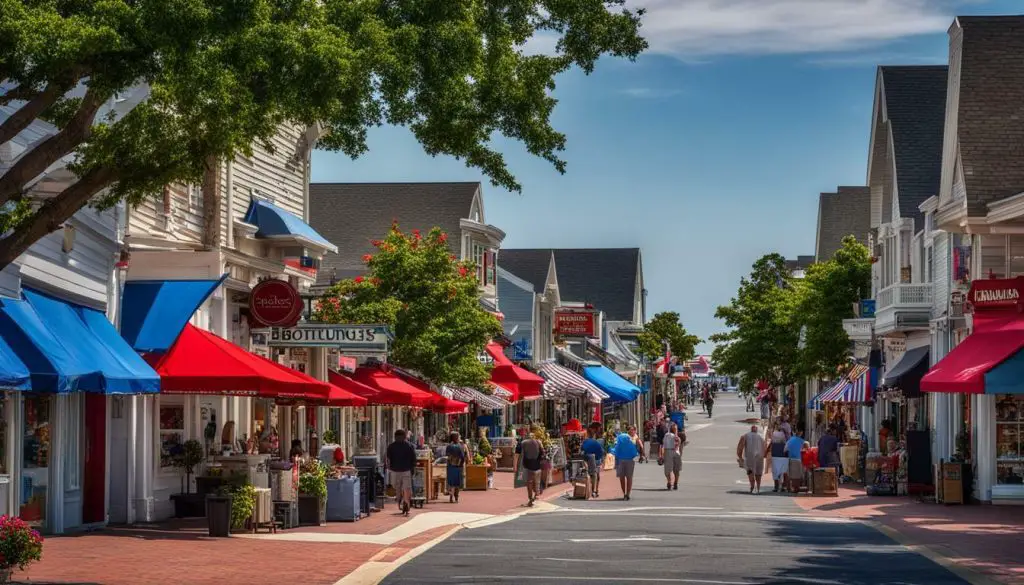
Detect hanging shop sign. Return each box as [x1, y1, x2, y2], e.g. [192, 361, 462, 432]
[966, 276, 1024, 313]
[254, 324, 391, 353]
[337, 355, 357, 373]
[554, 309, 597, 337]
[249, 279, 303, 327]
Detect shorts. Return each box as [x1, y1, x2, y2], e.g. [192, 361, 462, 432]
[616, 459, 636, 478]
[788, 459, 804, 480]
[392, 470, 412, 495]
[663, 452, 682, 477]
[746, 460, 765, 476]
[526, 469, 541, 488]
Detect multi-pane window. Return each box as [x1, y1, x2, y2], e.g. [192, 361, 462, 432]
[996, 395, 1024, 485]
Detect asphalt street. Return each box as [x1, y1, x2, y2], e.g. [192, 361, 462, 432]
[382, 394, 968, 585]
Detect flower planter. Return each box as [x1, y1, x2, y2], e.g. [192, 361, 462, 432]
[171, 492, 206, 518]
[298, 495, 326, 526]
[464, 465, 488, 491]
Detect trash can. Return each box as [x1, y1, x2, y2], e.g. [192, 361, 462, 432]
[206, 494, 233, 537]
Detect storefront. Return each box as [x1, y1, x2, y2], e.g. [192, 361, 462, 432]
[583, 364, 642, 425]
[921, 276, 1024, 502]
[0, 287, 161, 534]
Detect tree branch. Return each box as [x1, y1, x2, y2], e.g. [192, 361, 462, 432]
[0, 87, 106, 207]
[0, 82, 67, 147]
[0, 85, 40, 107]
[0, 166, 117, 270]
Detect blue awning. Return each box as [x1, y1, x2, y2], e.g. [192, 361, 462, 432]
[121, 277, 226, 353]
[583, 365, 641, 403]
[0, 289, 159, 394]
[985, 349, 1024, 395]
[0, 331, 29, 391]
[243, 199, 337, 252]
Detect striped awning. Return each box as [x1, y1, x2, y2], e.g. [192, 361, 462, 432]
[537, 361, 609, 403]
[448, 386, 508, 409]
[820, 365, 874, 404]
[492, 385, 514, 400]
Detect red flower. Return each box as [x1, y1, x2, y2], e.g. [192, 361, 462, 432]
[439, 233, 448, 243]
[412, 229, 421, 240]
[362, 254, 373, 263]
[370, 240, 382, 248]
[354, 276, 364, 284]
[458, 266, 468, 278]
[450, 254, 457, 261]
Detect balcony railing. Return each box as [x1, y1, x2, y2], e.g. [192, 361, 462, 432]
[842, 318, 873, 341]
[876, 283, 933, 310]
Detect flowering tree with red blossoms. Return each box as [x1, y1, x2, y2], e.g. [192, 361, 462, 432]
[314, 224, 501, 389]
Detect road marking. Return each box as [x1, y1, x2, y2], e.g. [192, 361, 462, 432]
[448, 576, 751, 584]
[568, 536, 662, 543]
[548, 511, 854, 523]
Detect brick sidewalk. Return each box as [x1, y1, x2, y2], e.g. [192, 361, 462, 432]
[16, 470, 577, 585]
[793, 486, 1024, 585]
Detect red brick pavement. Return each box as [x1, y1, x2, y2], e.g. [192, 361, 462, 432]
[793, 486, 1024, 585]
[17, 470, 581, 585]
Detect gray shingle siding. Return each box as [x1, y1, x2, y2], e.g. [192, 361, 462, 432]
[816, 186, 871, 262]
[953, 17, 1024, 215]
[308, 182, 478, 286]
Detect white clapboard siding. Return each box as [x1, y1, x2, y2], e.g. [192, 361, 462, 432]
[170, 183, 204, 243]
[224, 124, 306, 246]
[932, 232, 949, 318]
[18, 207, 117, 310]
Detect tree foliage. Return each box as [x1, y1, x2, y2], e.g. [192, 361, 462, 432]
[636, 311, 700, 362]
[712, 237, 873, 388]
[796, 236, 872, 378]
[0, 0, 647, 268]
[710, 253, 802, 388]
[313, 224, 501, 389]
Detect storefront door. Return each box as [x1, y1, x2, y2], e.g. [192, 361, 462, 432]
[82, 393, 106, 524]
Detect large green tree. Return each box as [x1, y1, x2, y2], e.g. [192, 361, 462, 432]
[711, 253, 803, 389]
[313, 224, 501, 388]
[797, 235, 872, 378]
[0, 1, 646, 268]
[636, 311, 700, 363]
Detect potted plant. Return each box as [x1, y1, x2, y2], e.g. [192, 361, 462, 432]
[170, 439, 206, 518]
[465, 452, 489, 490]
[0, 515, 43, 583]
[228, 483, 257, 532]
[298, 459, 328, 525]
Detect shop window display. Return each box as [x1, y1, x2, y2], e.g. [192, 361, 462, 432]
[159, 403, 186, 469]
[21, 396, 50, 526]
[996, 395, 1024, 485]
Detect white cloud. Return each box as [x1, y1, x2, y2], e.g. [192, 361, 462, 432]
[619, 87, 685, 98]
[626, 0, 955, 58]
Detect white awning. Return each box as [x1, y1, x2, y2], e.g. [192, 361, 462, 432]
[538, 361, 609, 403]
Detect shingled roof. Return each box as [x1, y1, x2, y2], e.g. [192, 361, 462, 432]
[816, 186, 871, 263]
[950, 17, 1024, 216]
[878, 66, 947, 229]
[309, 182, 479, 286]
[500, 248, 643, 323]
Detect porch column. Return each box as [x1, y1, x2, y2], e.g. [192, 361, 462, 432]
[972, 394, 996, 502]
[132, 395, 156, 523]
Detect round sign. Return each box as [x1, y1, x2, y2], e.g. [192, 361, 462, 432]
[249, 279, 303, 327]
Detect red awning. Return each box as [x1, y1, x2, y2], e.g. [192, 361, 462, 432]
[431, 396, 469, 414]
[921, 314, 1024, 394]
[150, 324, 330, 398]
[350, 366, 439, 408]
[485, 342, 544, 400]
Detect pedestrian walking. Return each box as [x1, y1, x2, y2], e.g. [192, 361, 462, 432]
[386, 430, 417, 515]
[700, 387, 707, 413]
[445, 432, 467, 504]
[736, 425, 766, 494]
[769, 427, 789, 492]
[704, 391, 715, 418]
[612, 430, 639, 500]
[661, 423, 683, 490]
[779, 417, 793, 441]
[655, 419, 667, 465]
[631, 426, 647, 463]
[518, 432, 545, 507]
[785, 429, 807, 492]
[745, 392, 755, 412]
[817, 425, 841, 473]
[582, 425, 605, 498]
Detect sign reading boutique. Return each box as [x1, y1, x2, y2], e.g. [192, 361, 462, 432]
[254, 323, 391, 353]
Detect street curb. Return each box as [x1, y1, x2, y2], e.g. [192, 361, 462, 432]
[865, 520, 1005, 585]
[331, 525, 462, 585]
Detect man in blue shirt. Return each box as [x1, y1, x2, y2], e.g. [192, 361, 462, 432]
[581, 428, 605, 498]
[612, 430, 639, 500]
[784, 429, 807, 492]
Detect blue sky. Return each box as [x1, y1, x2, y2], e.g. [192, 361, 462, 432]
[312, 0, 1021, 354]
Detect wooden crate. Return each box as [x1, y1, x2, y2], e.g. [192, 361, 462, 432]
[465, 465, 488, 490]
[942, 463, 963, 505]
[812, 468, 838, 496]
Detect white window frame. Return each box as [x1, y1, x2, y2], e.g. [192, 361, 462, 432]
[63, 394, 81, 491]
[156, 396, 187, 474]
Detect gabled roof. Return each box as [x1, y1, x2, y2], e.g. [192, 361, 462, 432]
[309, 182, 479, 286]
[816, 187, 871, 263]
[950, 17, 1024, 215]
[877, 66, 948, 229]
[496, 249, 553, 293]
[500, 248, 642, 322]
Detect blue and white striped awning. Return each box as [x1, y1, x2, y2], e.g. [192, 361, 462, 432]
[818, 365, 874, 405]
[808, 380, 843, 411]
